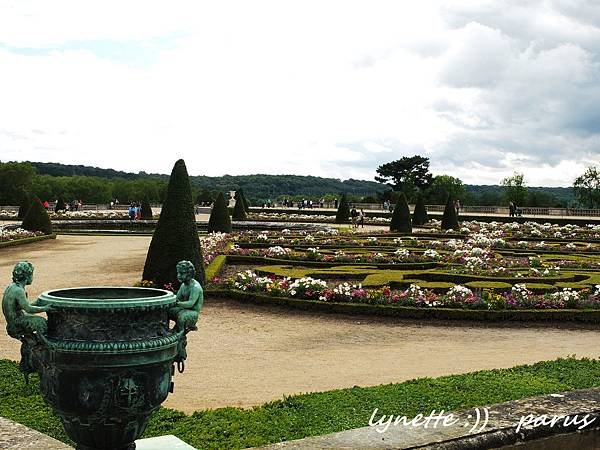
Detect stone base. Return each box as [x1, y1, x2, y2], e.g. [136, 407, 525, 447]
[136, 435, 196, 450]
[0, 417, 71, 449]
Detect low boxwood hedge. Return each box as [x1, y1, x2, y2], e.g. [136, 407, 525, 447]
[0, 234, 57, 249]
[208, 289, 600, 323]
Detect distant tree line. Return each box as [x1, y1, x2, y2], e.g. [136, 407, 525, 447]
[0, 160, 593, 208]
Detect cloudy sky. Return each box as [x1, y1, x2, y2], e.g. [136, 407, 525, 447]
[1, 1, 599, 186]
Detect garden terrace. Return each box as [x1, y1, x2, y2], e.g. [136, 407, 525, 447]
[208, 223, 600, 319]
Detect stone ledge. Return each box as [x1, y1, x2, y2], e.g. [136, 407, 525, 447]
[255, 388, 600, 449]
[0, 417, 71, 450]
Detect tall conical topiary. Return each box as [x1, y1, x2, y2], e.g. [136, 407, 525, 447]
[142, 160, 204, 288]
[335, 193, 350, 223]
[208, 192, 232, 233]
[22, 195, 52, 235]
[441, 194, 459, 230]
[17, 192, 31, 219]
[412, 193, 428, 226]
[232, 195, 247, 221]
[390, 192, 412, 232]
[237, 188, 250, 213]
[140, 198, 153, 220]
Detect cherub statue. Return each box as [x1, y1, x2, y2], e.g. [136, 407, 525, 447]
[2, 261, 52, 378]
[168, 260, 203, 333]
[168, 261, 203, 371]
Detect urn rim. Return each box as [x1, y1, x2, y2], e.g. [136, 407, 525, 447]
[38, 286, 176, 309]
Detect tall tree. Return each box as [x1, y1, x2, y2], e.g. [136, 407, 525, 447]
[374, 156, 433, 199]
[501, 172, 527, 206]
[426, 175, 465, 204]
[142, 160, 204, 288]
[573, 166, 600, 209]
[0, 162, 36, 205]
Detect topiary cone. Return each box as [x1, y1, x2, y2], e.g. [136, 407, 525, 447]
[412, 193, 428, 226]
[22, 194, 53, 235]
[441, 194, 459, 230]
[232, 195, 247, 221]
[335, 193, 350, 223]
[142, 159, 204, 288]
[390, 192, 412, 232]
[208, 192, 232, 233]
[140, 198, 153, 220]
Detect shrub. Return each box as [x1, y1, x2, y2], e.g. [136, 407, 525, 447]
[21, 195, 52, 235]
[208, 192, 232, 233]
[335, 193, 350, 223]
[232, 195, 247, 221]
[140, 198, 153, 220]
[413, 193, 428, 226]
[17, 192, 30, 219]
[390, 192, 412, 232]
[142, 159, 205, 288]
[441, 194, 459, 230]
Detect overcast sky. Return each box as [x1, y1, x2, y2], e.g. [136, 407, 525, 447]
[1, 1, 599, 186]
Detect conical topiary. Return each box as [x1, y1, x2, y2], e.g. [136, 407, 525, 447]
[55, 196, 66, 212]
[140, 198, 153, 220]
[232, 195, 247, 221]
[22, 195, 53, 235]
[208, 192, 232, 233]
[390, 192, 412, 232]
[335, 193, 350, 223]
[441, 194, 459, 230]
[17, 192, 31, 219]
[142, 159, 204, 288]
[237, 188, 250, 213]
[412, 193, 428, 226]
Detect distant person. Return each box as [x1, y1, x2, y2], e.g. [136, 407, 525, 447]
[110, 201, 114, 209]
[320, 198, 324, 208]
[129, 204, 136, 221]
[350, 206, 358, 228]
[42, 200, 49, 210]
[509, 202, 515, 217]
[334, 198, 338, 209]
[136, 203, 142, 220]
[359, 208, 365, 228]
[454, 199, 460, 215]
[115, 198, 119, 205]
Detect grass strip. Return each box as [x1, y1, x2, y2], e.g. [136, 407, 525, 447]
[1, 357, 600, 449]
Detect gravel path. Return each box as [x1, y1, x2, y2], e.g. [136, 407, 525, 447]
[1, 235, 600, 414]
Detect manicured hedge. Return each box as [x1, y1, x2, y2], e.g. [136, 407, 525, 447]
[208, 289, 600, 323]
[0, 234, 57, 249]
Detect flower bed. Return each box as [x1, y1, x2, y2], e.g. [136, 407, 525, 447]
[213, 270, 600, 311]
[0, 227, 44, 243]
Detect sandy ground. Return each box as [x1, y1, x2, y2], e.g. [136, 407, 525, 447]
[1, 236, 600, 414]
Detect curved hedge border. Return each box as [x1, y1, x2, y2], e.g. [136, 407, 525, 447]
[0, 234, 57, 249]
[207, 288, 600, 324]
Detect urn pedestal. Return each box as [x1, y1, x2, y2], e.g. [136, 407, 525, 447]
[36, 287, 182, 450]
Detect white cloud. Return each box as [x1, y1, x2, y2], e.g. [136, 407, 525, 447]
[0, 1, 599, 186]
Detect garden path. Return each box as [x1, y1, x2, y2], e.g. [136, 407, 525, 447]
[1, 235, 599, 414]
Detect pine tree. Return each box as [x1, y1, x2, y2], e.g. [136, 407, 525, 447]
[390, 192, 412, 232]
[441, 194, 459, 230]
[17, 192, 30, 219]
[22, 195, 52, 235]
[140, 198, 153, 220]
[207, 192, 232, 233]
[142, 160, 204, 288]
[335, 193, 350, 223]
[232, 195, 247, 220]
[412, 193, 428, 226]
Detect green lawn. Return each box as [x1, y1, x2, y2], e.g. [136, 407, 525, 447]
[1, 357, 600, 449]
